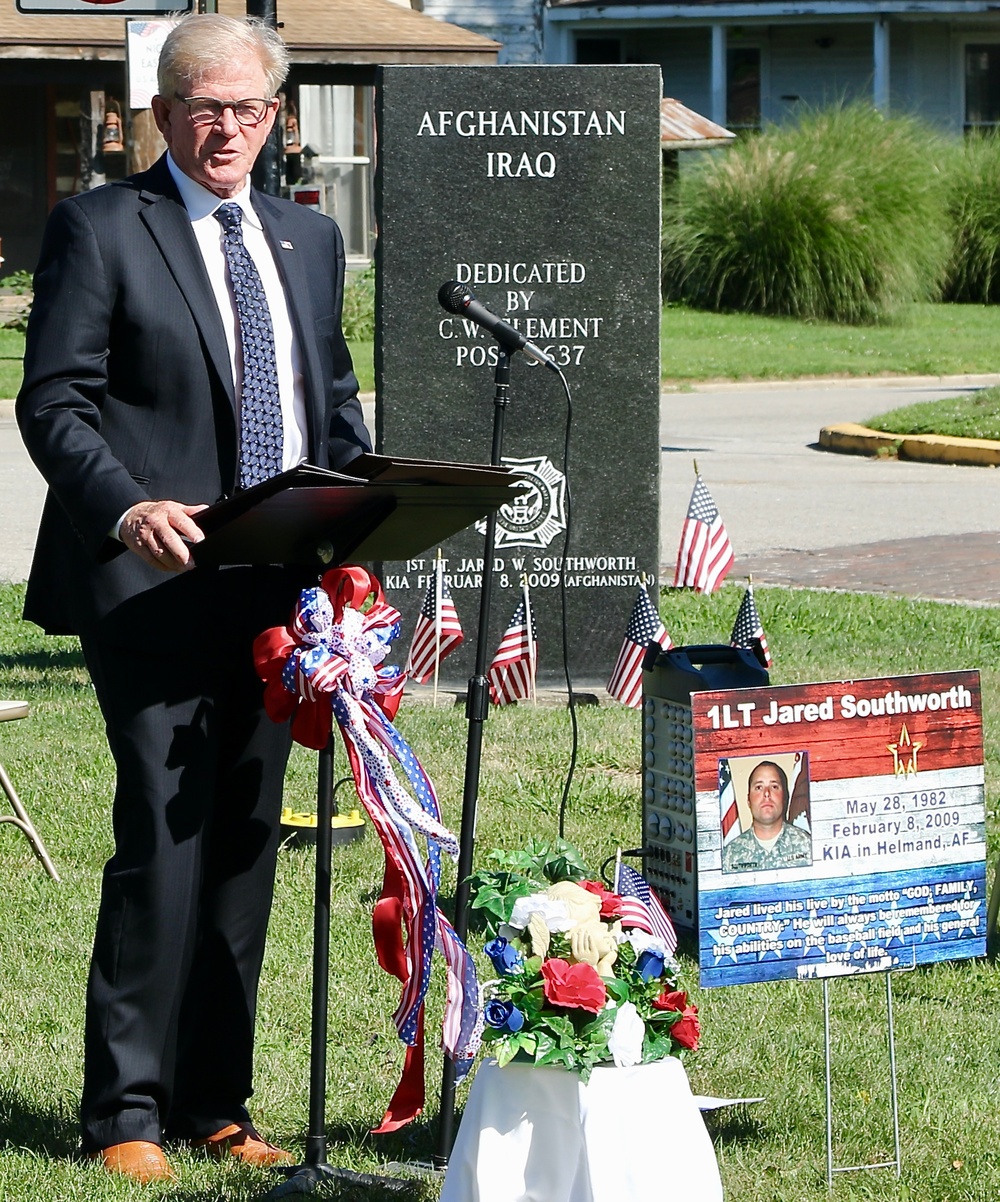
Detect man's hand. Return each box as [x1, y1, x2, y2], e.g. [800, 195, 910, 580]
[120, 500, 209, 573]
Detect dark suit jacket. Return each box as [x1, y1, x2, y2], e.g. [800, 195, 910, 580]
[17, 156, 370, 641]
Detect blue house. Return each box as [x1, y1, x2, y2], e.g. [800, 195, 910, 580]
[419, 0, 1000, 134]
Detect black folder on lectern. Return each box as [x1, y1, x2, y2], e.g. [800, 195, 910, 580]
[190, 454, 526, 568]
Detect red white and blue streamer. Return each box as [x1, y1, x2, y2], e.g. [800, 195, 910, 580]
[254, 565, 480, 1132]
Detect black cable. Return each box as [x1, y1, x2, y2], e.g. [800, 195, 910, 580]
[554, 367, 577, 839]
[600, 847, 647, 886]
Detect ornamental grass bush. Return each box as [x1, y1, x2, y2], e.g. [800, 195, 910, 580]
[942, 131, 1000, 303]
[662, 105, 952, 324]
[341, 262, 375, 341]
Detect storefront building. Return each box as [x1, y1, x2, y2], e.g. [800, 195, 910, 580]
[0, 0, 498, 272]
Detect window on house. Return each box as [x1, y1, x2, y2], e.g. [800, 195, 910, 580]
[965, 44, 1000, 130]
[576, 37, 623, 64]
[727, 47, 761, 130]
[294, 84, 374, 265]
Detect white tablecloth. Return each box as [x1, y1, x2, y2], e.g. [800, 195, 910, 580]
[440, 1057, 724, 1202]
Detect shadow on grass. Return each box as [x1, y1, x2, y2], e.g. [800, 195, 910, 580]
[324, 1111, 442, 1163]
[0, 1085, 79, 1157]
[310, 1112, 452, 1200]
[0, 646, 86, 669]
[702, 1102, 767, 1146]
[0, 646, 92, 695]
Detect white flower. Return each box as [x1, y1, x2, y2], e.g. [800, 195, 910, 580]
[507, 893, 574, 933]
[625, 927, 677, 976]
[626, 930, 671, 960]
[608, 1002, 645, 1068]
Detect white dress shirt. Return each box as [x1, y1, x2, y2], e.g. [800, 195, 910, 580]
[166, 152, 309, 471]
[113, 156, 312, 539]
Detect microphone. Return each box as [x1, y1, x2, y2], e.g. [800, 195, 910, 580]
[438, 281, 559, 371]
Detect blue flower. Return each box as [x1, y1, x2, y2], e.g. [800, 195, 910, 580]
[484, 999, 525, 1033]
[484, 936, 524, 975]
[636, 948, 666, 981]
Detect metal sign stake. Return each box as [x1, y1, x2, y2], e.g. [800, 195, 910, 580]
[823, 971, 902, 1188]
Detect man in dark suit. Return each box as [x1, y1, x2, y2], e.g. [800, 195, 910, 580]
[16, 13, 370, 1183]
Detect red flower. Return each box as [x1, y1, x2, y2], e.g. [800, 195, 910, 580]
[580, 879, 626, 920]
[541, 958, 607, 1013]
[653, 989, 688, 1012]
[653, 989, 699, 1049]
[670, 1009, 700, 1050]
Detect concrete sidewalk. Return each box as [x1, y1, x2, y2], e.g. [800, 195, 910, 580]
[661, 376, 1000, 605]
[0, 402, 46, 586]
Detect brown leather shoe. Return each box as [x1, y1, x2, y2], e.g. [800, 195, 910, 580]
[191, 1122, 294, 1167]
[93, 1140, 177, 1183]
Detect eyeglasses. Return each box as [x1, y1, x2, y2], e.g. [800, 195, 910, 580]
[174, 94, 273, 127]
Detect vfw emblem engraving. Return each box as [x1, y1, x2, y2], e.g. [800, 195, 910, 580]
[476, 454, 567, 549]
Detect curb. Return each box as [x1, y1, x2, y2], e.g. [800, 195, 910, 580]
[819, 422, 1000, 468]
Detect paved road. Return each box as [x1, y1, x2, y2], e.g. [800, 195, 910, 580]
[5, 380, 1000, 603]
[660, 377, 1000, 605]
[0, 408, 46, 586]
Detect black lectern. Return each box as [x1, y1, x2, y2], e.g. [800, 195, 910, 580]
[189, 455, 524, 1198]
[192, 454, 520, 568]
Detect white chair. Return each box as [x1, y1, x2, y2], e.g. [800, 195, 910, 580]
[0, 701, 60, 881]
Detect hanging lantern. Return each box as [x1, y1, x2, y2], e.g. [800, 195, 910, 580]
[103, 107, 124, 153]
[285, 111, 301, 154]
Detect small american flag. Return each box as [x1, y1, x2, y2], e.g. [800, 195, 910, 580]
[488, 591, 537, 705]
[730, 582, 771, 667]
[406, 572, 463, 684]
[719, 757, 740, 846]
[673, 475, 734, 593]
[615, 861, 678, 955]
[607, 587, 672, 708]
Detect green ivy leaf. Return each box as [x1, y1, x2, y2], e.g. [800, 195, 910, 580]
[495, 1040, 520, 1068]
[533, 1029, 557, 1062]
[642, 1028, 678, 1064]
[544, 1014, 576, 1043]
[604, 977, 630, 1004]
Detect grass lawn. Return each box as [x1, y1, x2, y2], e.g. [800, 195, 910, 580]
[6, 300, 999, 402]
[866, 385, 1000, 441]
[0, 332, 376, 400]
[0, 330, 23, 402]
[660, 301, 1000, 383]
[1, 581, 999, 1200]
[347, 339, 375, 393]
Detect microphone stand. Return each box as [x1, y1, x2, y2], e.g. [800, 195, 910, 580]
[434, 348, 511, 1167]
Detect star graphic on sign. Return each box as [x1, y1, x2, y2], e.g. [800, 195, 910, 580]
[920, 911, 942, 941]
[708, 927, 739, 962]
[955, 899, 982, 936]
[887, 722, 923, 777]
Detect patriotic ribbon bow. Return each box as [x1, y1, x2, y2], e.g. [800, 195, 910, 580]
[254, 566, 480, 1132]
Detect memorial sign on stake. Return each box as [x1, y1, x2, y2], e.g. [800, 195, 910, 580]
[374, 65, 662, 686]
[690, 671, 986, 987]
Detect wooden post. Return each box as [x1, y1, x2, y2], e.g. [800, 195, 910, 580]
[79, 90, 106, 191]
[129, 109, 166, 174]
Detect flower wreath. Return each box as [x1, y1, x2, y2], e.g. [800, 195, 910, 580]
[469, 840, 698, 1080]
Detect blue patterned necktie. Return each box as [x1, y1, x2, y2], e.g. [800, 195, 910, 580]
[214, 202, 283, 488]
